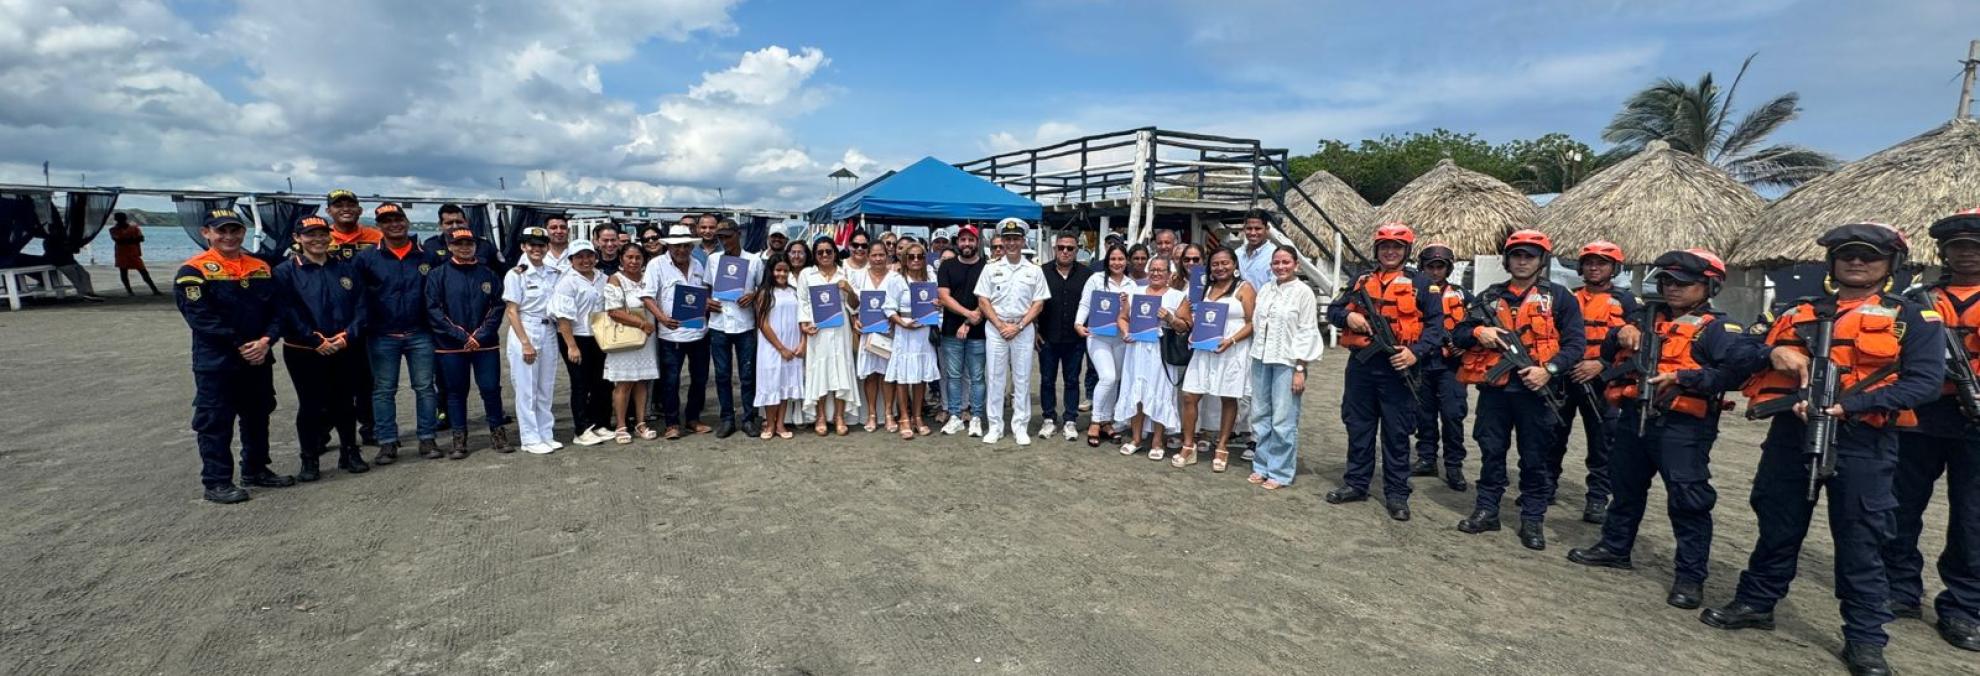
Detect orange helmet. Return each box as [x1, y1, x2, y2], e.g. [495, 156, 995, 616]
[1578, 240, 1624, 264]
[1373, 221, 1416, 247]
[1502, 229, 1553, 255]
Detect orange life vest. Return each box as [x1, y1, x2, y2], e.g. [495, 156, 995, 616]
[1741, 295, 1915, 428]
[1433, 282, 1467, 358]
[1457, 283, 1561, 386]
[1577, 287, 1627, 360]
[1340, 270, 1425, 350]
[1604, 310, 1721, 418]
[1922, 286, 1980, 395]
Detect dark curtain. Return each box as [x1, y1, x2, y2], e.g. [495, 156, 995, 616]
[252, 200, 319, 263]
[461, 203, 493, 241]
[743, 215, 770, 254]
[51, 190, 119, 256]
[0, 194, 42, 265]
[500, 204, 556, 269]
[174, 196, 240, 250]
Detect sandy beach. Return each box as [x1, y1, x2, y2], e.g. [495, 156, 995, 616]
[0, 272, 1967, 675]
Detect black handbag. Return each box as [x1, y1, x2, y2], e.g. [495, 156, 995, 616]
[1160, 327, 1193, 367]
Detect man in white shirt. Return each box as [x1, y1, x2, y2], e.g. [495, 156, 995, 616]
[643, 224, 712, 438]
[1236, 209, 1279, 291]
[973, 218, 1052, 445]
[543, 214, 573, 271]
[705, 218, 762, 438]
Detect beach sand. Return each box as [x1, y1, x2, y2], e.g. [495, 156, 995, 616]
[0, 273, 1966, 674]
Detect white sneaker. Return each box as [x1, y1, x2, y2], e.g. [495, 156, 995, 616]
[1040, 418, 1056, 437]
[523, 443, 555, 455]
[548, 439, 566, 450]
[1063, 421, 1080, 441]
[967, 418, 984, 437]
[941, 417, 966, 435]
[1078, 401, 1092, 413]
[1014, 430, 1032, 446]
[983, 426, 1003, 445]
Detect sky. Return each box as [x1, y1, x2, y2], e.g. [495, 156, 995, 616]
[1, 0, 1975, 211]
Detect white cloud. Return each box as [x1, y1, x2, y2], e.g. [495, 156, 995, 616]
[689, 46, 828, 106]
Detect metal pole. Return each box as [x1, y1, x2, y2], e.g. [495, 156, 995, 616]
[242, 193, 264, 252]
[1959, 40, 1979, 119]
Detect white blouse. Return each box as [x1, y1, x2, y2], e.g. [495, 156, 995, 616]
[1249, 279, 1325, 366]
[1074, 272, 1139, 327]
[549, 269, 609, 336]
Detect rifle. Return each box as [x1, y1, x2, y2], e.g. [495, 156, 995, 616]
[1597, 297, 1666, 436]
[1468, 291, 1567, 427]
[1803, 302, 1841, 503]
[1347, 282, 1426, 396]
[1927, 290, 1980, 421]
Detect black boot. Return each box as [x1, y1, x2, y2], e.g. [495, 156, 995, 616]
[1324, 487, 1370, 504]
[242, 471, 296, 488]
[448, 431, 470, 460]
[373, 441, 400, 465]
[1886, 598, 1922, 620]
[490, 426, 513, 454]
[296, 450, 322, 482]
[1666, 579, 1704, 610]
[338, 446, 370, 474]
[1410, 460, 1438, 477]
[360, 425, 378, 447]
[1386, 501, 1411, 522]
[1457, 510, 1501, 534]
[1582, 498, 1608, 524]
[1939, 615, 1980, 652]
[1566, 544, 1633, 570]
[1699, 602, 1775, 631]
[1838, 641, 1891, 676]
[418, 438, 443, 460]
[203, 484, 250, 504]
[1518, 520, 1546, 551]
[1445, 471, 1469, 492]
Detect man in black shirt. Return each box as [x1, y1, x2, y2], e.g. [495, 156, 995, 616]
[937, 226, 988, 437]
[1037, 230, 1093, 441]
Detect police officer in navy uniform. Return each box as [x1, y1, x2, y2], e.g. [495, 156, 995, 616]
[175, 209, 294, 504]
[428, 227, 511, 458]
[1324, 222, 1445, 522]
[1551, 241, 1639, 524]
[1451, 229, 1585, 550]
[1411, 242, 1471, 492]
[273, 215, 370, 481]
[1702, 223, 1945, 676]
[1567, 249, 1763, 610]
[1880, 209, 1980, 652]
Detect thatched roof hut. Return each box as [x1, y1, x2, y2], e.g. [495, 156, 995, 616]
[1732, 118, 1980, 268]
[1368, 158, 1538, 258]
[1269, 170, 1375, 261]
[1538, 140, 1763, 264]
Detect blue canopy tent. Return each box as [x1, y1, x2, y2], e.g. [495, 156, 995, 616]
[806, 156, 1042, 224]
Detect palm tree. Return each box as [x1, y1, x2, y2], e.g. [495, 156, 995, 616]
[1603, 54, 1839, 188]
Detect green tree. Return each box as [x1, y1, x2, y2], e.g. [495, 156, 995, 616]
[1286, 129, 1603, 203]
[1602, 54, 1838, 188]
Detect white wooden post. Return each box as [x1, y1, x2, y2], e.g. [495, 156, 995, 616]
[1125, 130, 1152, 244]
[242, 193, 263, 252]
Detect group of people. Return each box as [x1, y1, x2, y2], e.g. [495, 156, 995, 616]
[172, 189, 1976, 674]
[1326, 215, 1978, 675]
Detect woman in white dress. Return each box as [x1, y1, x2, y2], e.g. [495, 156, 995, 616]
[798, 236, 859, 436]
[885, 240, 941, 439]
[853, 249, 894, 431]
[753, 258, 805, 439]
[602, 245, 660, 444]
[1113, 255, 1187, 460]
[1177, 247, 1256, 472]
[1076, 244, 1134, 447]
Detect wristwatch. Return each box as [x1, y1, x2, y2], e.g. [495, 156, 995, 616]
[1294, 363, 1307, 373]
[1545, 363, 1560, 376]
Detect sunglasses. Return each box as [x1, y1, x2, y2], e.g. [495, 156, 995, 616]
[1054, 245, 1076, 251]
[1184, 256, 1202, 262]
[849, 242, 870, 249]
[639, 236, 662, 243]
[1834, 250, 1886, 263]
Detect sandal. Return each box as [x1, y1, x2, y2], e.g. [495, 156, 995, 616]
[1262, 479, 1284, 490]
[1120, 443, 1137, 456]
[1085, 424, 1102, 448]
[614, 428, 632, 445]
[663, 426, 682, 440]
[885, 419, 899, 433]
[899, 425, 915, 440]
[864, 419, 877, 433]
[1170, 449, 1198, 469]
[916, 423, 932, 436]
[1212, 448, 1230, 473]
[1247, 473, 1266, 485]
[778, 429, 794, 439]
[760, 428, 774, 440]
[815, 422, 829, 437]
[636, 423, 659, 440]
[835, 421, 849, 436]
[1147, 446, 1165, 461]
[688, 421, 712, 435]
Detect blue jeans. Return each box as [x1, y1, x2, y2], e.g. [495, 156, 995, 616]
[1037, 340, 1083, 421]
[940, 336, 987, 417]
[710, 330, 757, 424]
[368, 332, 439, 443]
[438, 349, 505, 431]
[658, 337, 710, 426]
[1249, 361, 1302, 485]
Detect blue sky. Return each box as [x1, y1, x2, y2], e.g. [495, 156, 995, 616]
[2, 0, 1975, 208]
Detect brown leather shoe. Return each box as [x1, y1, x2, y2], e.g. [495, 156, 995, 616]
[448, 431, 469, 460]
[417, 438, 443, 459]
[490, 426, 513, 453]
[373, 441, 400, 465]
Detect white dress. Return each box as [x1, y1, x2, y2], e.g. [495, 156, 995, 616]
[1182, 282, 1253, 399]
[601, 272, 659, 382]
[754, 287, 806, 406]
[884, 273, 941, 384]
[797, 266, 860, 412]
[853, 268, 892, 377]
[1113, 288, 1184, 429]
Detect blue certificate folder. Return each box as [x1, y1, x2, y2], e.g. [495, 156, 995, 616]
[1127, 294, 1162, 343]
[910, 281, 940, 326]
[1190, 302, 1227, 350]
[1086, 289, 1121, 337]
[809, 284, 845, 329]
[1187, 265, 1208, 305]
[672, 284, 710, 330]
[712, 257, 749, 302]
[859, 290, 891, 334]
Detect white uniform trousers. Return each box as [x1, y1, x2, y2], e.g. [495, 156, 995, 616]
[506, 318, 560, 445]
[985, 324, 1036, 435]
